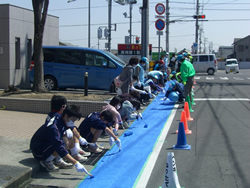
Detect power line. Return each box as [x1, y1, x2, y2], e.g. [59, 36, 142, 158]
[59, 18, 250, 27]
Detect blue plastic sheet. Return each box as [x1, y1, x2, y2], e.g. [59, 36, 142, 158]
[77, 92, 175, 188]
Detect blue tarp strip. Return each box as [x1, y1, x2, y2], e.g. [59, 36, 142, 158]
[77, 92, 175, 188]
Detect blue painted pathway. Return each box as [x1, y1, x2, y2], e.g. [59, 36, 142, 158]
[77, 93, 175, 188]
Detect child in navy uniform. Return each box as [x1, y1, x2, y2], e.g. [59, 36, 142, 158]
[30, 102, 93, 177]
[78, 111, 121, 153]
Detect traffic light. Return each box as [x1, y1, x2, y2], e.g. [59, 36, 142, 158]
[97, 27, 102, 39]
[193, 15, 205, 19]
[136, 37, 140, 44]
[104, 28, 109, 39]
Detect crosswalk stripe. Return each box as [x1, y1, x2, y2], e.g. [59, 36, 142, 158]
[206, 77, 214, 80]
[194, 76, 200, 79]
[247, 77, 250, 80]
[194, 98, 250, 101]
[233, 77, 244, 80]
[220, 77, 229, 80]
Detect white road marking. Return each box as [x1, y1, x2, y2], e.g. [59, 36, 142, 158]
[135, 104, 178, 188]
[233, 77, 244, 80]
[247, 77, 250, 80]
[220, 77, 229, 80]
[206, 77, 214, 80]
[194, 98, 249, 101]
[194, 76, 200, 79]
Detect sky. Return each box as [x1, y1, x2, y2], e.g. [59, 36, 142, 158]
[2, 0, 250, 53]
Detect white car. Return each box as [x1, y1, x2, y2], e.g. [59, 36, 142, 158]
[225, 58, 239, 74]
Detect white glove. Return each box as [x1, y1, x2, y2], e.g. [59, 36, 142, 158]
[130, 85, 135, 90]
[64, 129, 73, 138]
[137, 81, 141, 87]
[79, 137, 88, 146]
[137, 113, 142, 119]
[115, 139, 121, 150]
[162, 90, 166, 94]
[74, 162, 93, 176]
[109, 136, 115, 146]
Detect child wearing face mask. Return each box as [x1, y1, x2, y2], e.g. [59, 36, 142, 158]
[30, 103, 93, 177]
[102, 96, 123, 136]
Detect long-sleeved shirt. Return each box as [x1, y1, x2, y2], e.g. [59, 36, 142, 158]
[180, 60, 196, 82]
[119, 100, 137, 121]
[30, 111, 70, 159]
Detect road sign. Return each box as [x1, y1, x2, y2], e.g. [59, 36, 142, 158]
[155, 19, 165, 31]
[193, 42, 197, 50]
[155, 3, 165, 15]
[155, 15, 165, 19]
[157, 31, 163, 35]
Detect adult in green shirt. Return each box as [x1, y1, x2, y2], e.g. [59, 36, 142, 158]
[178, 55, 195, 103]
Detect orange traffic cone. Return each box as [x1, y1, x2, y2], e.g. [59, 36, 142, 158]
[184, 102, 193, 121]
[176, 111, 192, 134]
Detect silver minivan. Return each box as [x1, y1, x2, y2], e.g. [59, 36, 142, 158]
[192, 54, 218, 75]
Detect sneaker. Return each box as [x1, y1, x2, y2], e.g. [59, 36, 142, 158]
[54, 159, 73, 169]
[72, 153, 88, 163]
[88, 144, 103, 154]
[96, 143, 105, 150]
[78, 149, 91, 157]
[123, 121, 129, 129]
[39, 161, 59, 172]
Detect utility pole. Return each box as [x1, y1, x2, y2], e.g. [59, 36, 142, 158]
[108, 0, 112, 52]
[141, 0, 149, 59]
[129, 3, 132, 44]
[199, 27, 202, 53]
[88, 0, 90, 48]
[195, 0, 199, 54]
[165, 0, 169, 53]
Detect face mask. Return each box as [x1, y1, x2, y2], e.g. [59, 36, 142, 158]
[142, 64, 146, 66]
[133, 107, 137, 111]
[66, 120, 74, 128]
[131, 98, 136, 101]
[116, 105, 121, 110]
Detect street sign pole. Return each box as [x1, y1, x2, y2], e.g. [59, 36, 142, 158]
[158, 34, 161, 60]
[155, 3, 165, 57]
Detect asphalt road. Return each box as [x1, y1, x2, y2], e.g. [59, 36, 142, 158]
[146, 69, 250, 188]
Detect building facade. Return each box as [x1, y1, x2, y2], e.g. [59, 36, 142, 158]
[233, 35, 250, 62]
[0, 4, 59, 89]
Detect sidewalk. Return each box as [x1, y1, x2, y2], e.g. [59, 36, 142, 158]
[0, 109, 134, 188]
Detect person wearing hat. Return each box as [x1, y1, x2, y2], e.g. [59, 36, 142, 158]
[176, 54, 184, 73]
[179, 54, 195, 104]
[147, 70, 165, 87]
[164, 52, 169, 65]
[168, 53, 176, 72]
[187, 52, 193, 64]
[134, 57, 148, 90]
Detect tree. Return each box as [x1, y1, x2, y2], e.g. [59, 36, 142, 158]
[32, 0, 49, 92]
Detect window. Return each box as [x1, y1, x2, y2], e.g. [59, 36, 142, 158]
[109, 61, 116, 68]
[85, 53, 108, 67]
[43, 49, 56, 62]
[192, 56, 197, 62]
[209, 55, 214, 61]
[27, 39, 32, 68]
[199, 55, 208, 62]
[58, 50, 81, 65]
[15, 37, 20, 69]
